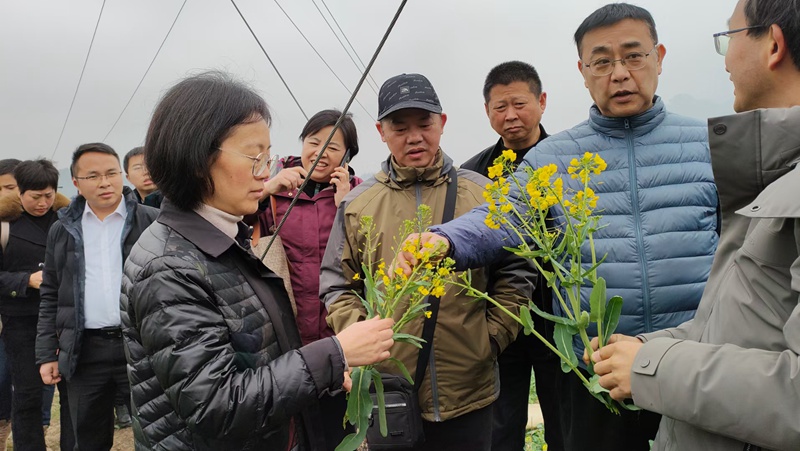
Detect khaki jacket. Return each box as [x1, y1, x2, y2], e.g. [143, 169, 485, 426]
[633, 108, 800, 451]
[321, 151, 533, 421]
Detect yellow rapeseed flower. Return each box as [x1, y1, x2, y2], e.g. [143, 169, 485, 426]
[425, 310, 432, 318]
[431, 286, 446, 297]
[352, 273, 360, 281]
[487, 164, 504, 179]
[501, 149, 517, 162]
[418, 287, 430, 296]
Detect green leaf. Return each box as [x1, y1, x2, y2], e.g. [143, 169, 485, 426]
[344, 367, 363, 425]
[519, 306, 535, 335]
[336, 428, 368, 451]
[393, 333, 425, 349]
[371, 368, 387, 437]
[601, 296, 623, 347]
[554, 322, 579, 373]
[528, 302, 579, 328]
[388, 357, 414, 384]
[588, 278, 607, 322]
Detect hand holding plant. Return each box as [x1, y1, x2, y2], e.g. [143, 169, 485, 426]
[336, 205, 455, 451]
[450, 150, 638, 414]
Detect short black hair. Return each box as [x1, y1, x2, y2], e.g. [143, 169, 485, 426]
[0, 159, 21, 177]
[14, 159, 59, 194]
[70, 143, 119, 177]
[123, 147, 145, 174]
[574, 3, 658, 57]
[299, 109, 359, 159]
[483, 61, 543, 102]
[745, 0, 800, 70]
[145, 71, 271, 211]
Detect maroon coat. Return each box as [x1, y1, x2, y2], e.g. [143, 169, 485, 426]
[259, 157, 362, 346]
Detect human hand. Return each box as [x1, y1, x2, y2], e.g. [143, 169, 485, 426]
[40, 361, 61, 385]
[28, 270, 43, 289]
[583, 333, 641, 364]
[331, 165, 351, 207]
[343, 370, 352, 392]
[263, 167, 308, 198]
[336, 316, 395, 367]
[394, 232, 450, 276]
[591, 340, 643, 400]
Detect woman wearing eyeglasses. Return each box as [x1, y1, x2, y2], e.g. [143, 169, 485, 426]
[121, 72, 394, 450]
[249, 109, 362, 448]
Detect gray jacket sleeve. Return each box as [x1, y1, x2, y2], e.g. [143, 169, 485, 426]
[637, 318, 694, 342]
[630, 234, 800, 449]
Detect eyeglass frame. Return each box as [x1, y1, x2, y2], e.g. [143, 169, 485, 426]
[582, 45, 659, 77]
[216, 148, 278, 177]
[712, 25, 768, 56]
[73, 170, 122, 184]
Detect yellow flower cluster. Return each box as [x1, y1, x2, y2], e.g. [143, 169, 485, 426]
[525, 164, 563, 211]
[567, 152, 607, 184]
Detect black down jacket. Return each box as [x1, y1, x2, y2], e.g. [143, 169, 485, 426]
[121, 201, 345, 451]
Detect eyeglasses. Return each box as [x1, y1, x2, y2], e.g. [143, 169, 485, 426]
[713, 25, 767, 56]
[128, 164, 149, 174]
[74, 171, 121, 184]
[583, 46, 658, 77]
[217, 148, 278, 177]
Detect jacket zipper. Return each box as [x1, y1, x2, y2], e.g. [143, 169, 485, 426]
[625, 119, 652, 332]
[415, 178, 442, 421]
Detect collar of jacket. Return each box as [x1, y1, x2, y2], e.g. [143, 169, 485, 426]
[709, 106, 800, 218]
[0, 192, 70, 222]
[588, 96, 665, 139]
[156, 199, 251, 258]
[58, 186, 139, 225]
[376, 149, 452, 189]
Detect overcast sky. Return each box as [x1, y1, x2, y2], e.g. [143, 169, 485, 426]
[0, 0, 737, 196]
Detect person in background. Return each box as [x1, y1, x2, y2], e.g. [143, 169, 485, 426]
[0, 158, 20, 449]
[254, 109, 361, 448]
[123, 146, 162, 208]
[0, 159, 71, 451]
[461, 61, 563, 451]
[36, 143, 158, 450]
[122, 71, 394, 449]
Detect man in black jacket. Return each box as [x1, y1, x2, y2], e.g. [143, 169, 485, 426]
[35, 143, 158, 450]
[460, 61, 563, 451]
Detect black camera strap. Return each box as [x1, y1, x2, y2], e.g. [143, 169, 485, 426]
[413, 167, 458, 391]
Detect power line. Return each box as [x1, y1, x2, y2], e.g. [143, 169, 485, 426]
[310, 0, 379, 95]
[103, 0, 187, 142]
[318, 0, 380, 92]
[273, 0, 376, 121]
[231, 0, 308, 120]
[52, 0, 108, 158]
[262, 0, 409, 259]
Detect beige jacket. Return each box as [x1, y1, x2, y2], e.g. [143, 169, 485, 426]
[633, 108, 800, 451]
[321, 151, 534, 422]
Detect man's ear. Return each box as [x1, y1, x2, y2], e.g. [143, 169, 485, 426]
[439, 113, 447, 131]
[578, 60, 589, 89]
[539, 92, 547, 112]
[72, 178, 81, 196]
[655, 43, 667, 76]
[375, 121, 387, 143]
[768, 24, 789, 70]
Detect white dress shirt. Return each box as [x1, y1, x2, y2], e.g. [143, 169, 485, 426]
[82, 199, 128, 328]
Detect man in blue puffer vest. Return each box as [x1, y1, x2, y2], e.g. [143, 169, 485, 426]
[406, 4, 719, 451]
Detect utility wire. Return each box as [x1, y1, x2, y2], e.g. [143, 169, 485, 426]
[273, 0, 376, 121]
[103, 0, 187, 142]
[311, 0, 379, 95]
[262, 0, 409, 259]
[318, 0, 380, 92]
[52, 0, 108, 158]
[232, 0, 308, 120]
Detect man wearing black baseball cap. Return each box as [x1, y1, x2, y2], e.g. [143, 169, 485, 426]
[321, 73, 533, 450]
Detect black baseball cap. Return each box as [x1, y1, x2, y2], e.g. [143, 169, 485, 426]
[377, 73, 442, 120]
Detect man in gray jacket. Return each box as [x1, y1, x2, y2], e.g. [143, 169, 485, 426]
[590, 0, 800, 449]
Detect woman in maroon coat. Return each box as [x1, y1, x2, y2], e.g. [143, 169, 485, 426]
[256, 110, 361, 448]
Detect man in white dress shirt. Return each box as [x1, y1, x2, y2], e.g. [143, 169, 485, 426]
[35, 143, 158, 450]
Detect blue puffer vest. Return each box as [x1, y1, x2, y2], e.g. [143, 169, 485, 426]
[526, 98, 718, 355]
